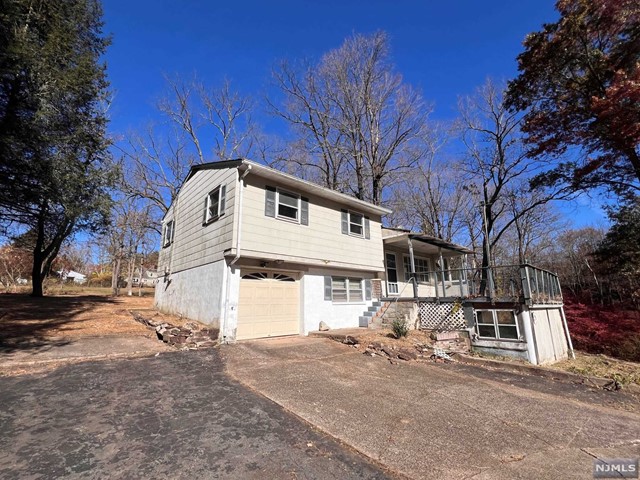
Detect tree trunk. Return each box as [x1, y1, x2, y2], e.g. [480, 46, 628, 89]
[126, 257, 135, 296]
[31, 252, 44, 297]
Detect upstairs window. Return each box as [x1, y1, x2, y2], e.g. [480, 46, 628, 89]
[349, 212, 364, 236]
[203, 184, 226, 225]
[265, 186, 309, 225]
[277, 190, 300, 221]
[162, 220, 174, 247]
[341, 210, 370, 239]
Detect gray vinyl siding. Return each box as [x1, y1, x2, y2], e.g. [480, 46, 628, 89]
[160, 168, 238, 273]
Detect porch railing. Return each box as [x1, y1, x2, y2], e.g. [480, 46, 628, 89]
[411, 263, 563, 305]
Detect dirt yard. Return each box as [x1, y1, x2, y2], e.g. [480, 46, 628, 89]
[0, 292, 156, 352]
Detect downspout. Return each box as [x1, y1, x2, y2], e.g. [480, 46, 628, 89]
[231, 164, 252, 266]
[221, 165, 251, 343]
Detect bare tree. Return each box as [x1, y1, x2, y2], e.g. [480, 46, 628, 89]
[121, 76, 260, 226]
[386, 127, 471, 243]
[458, 79, 569, 292]
[271, 31, 432, 205]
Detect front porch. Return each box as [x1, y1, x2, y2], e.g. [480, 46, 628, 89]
[378, 228, 574, 365]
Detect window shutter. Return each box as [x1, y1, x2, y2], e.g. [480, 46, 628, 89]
[265, 186, 276, 217]
[341, 210, 348, 234]
[202, 196, 209, 225]
[365, 279, 372, 300]
[364, 217, 370, 239]
[300, 197, 309, 225]
[219, 184, 226, 216]
[324, 276, 332, 301]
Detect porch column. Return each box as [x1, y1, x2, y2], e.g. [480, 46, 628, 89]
[407, 237, 418, 299]
[438, 247, 446, 298]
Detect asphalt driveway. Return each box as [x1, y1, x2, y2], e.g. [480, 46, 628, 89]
[0, 349, 391, 479]
[223, 336, 640, 480]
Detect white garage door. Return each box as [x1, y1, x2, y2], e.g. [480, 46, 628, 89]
[236, 271, 300, 340]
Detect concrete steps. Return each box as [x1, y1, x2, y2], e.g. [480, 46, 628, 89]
[359, 301, 391, 327]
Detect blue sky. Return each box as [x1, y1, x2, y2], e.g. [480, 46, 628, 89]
[102, 0, 607, 226]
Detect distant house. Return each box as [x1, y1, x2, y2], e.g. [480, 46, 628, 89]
[132, 267, 159, 287]
[58, 270, 87, 284]
[156, 159, 573, 365]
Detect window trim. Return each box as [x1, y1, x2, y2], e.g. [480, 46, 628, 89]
[162, 220, 174, 248]
[475, 309, 521, 341]
[403, 255, 431, 283]
[204, 186, 223, 224]
[331, 276, 365, 304]
[276, 188, 301, 223]
[347, 211, 365, 237]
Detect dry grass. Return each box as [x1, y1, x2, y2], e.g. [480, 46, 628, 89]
[0, 292, 155, 347]
[549, 352, 640, 386]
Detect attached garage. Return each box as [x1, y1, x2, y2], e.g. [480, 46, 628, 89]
[236, 271, 301, 340]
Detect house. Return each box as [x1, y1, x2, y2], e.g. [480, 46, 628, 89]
[156, 159, 390, 342]
[58, 270, 87, 284]
[132, 267, 159, 287]
[156, 159, 573, 365]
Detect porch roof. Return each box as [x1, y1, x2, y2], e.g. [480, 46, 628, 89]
[382, 228, 473, 256]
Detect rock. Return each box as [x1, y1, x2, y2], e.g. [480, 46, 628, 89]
[397, 348, 417, 361]
[381, 346, 396, 358]
[370, 342, 383, 350]
[344, 335, 358, 345]
[319, 321, 330, 331]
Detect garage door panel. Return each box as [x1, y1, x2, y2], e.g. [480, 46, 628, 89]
[237, 271, 300, 340]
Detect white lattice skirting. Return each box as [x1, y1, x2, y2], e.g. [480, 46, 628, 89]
[419, 302, 466, 331]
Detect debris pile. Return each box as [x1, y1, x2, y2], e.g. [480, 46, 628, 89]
[131, 312, 218, 349]
[339, 335, 455, 365]
[431, 331, 470, 353]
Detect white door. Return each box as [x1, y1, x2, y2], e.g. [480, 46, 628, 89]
[236, 271, 300, 340]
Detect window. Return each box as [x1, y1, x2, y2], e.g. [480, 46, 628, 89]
[265, 186, 309, 225]
[341, 210, 370, 238]
[475, 310, 520, 340]
[162, 220, 174, 247]
[203, 185, 226, 225]
[331, 277, 363, 303]
[403, 256, 430, 283]
[436, 257, 458, 282]
[277, 190, 300, 221]
[349, 212, 364, 236]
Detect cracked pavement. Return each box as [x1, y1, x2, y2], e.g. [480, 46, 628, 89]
[223, 336, 640, 480]
[0, 349, 392, 479]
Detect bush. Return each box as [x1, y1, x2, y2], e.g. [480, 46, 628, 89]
[391, 317, 409, 339]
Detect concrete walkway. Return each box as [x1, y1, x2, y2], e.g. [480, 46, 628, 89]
[223, 336, 640, 480]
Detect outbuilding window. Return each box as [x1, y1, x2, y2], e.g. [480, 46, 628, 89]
[475, 309, 519, 340]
